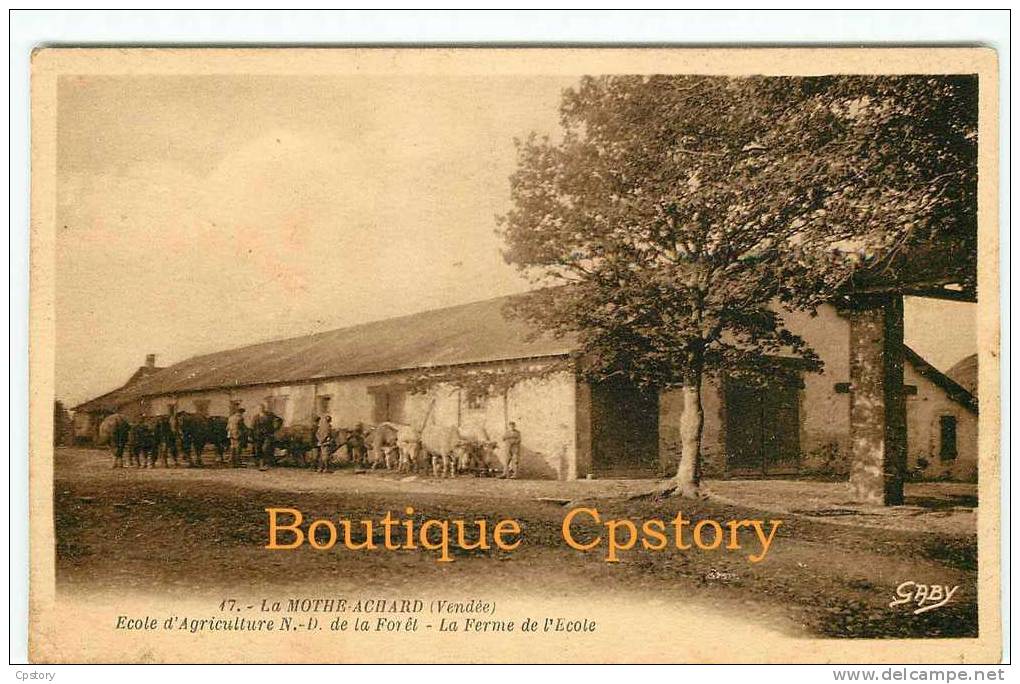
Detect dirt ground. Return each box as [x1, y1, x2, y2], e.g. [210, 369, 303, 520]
[52, 447, 978, 639]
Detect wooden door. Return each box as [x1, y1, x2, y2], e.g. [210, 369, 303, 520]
[591, 377, 659, 477]
[725, 379, 801, 477]
[762, 386, 800, 475]
[724, 381, 764, 476]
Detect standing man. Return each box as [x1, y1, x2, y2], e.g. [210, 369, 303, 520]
[252, 403, 280, 472]
[316, 414, 335, 473]
[349, 422, 368, 467]
[502, 421, 521, 479]
[226, 406, 246, 467]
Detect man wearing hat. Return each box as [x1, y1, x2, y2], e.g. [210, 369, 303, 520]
[252, 403, 281, 471]
[316, 414, 335, 473]
[501, 421, 522, 479]
[226, 406, 247, 467]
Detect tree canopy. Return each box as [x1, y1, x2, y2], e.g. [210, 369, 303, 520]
[498, 74, 978, 391]
[495, 74, 977, 496]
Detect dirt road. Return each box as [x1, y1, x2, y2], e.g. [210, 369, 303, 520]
[53, 447, 978, 639]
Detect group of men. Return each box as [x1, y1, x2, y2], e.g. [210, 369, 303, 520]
[225, 404, 281, 471]
[311, 414, 523, 478]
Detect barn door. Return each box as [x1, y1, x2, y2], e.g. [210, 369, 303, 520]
[725, 379, 801, 477]
[724, 381, 764, 476]
[590, 377, 659, 477]
[762, 385, 800, 475]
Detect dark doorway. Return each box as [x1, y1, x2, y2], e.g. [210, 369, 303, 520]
[724, 379, 801, 477]
[369, 384, 407, 424]
[939, 415, 958, 460]
[590, 377, 659, 477]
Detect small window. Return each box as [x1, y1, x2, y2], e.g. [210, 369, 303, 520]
[368, 385, 406, 423]
[193, 399, 211, 416]
[264, 395, 287, 416]
[464, 388, 486, 410]
[939, 415, 958, 460]
[317, 396, 332, 416]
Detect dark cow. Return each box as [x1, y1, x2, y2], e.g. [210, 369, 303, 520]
[151, 414, 185, 467]
[272, 423, 317, 467]
[206, 416, 230, 464]
[251, 410, 284, 470]
[457, 439, 500, 477]
[340, 425, 369, 466]
[349, 426, 372, 466]
[327, 425, 368, 468]
[97, 413, 131, 468]
[127, 418, 159, 468]
[173, 412, 229, 467]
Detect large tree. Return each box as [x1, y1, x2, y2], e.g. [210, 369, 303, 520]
[499, 75, 977, 498]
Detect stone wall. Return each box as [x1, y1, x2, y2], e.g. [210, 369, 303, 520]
[792, 305, 853, 475]
[904, 362, 978, 482]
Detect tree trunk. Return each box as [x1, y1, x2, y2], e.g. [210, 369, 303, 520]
[673, 370, 704, 498]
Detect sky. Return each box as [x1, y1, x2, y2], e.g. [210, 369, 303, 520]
[55, 74, 977, 407]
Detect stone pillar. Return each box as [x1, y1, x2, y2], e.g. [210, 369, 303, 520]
[848, 294, 907, 505]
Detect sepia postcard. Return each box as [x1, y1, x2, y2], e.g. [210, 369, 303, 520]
[29, 47, 1000, 663]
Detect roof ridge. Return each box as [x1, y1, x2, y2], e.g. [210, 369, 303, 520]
[73, 364, 165, 410]
[83, 291, 571, 404]
[177, 292, 526, 365]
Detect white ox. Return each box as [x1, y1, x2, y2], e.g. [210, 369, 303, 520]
[371, 422, 409, 470]
[376, 415, 501, 478]
[416, 424, 498, 478]
[369, 421, 433, 473]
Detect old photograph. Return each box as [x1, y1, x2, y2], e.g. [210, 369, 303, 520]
[28, 48, 1000, 663]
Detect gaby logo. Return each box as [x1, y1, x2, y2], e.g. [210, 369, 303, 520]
[889, 581, 960, 614]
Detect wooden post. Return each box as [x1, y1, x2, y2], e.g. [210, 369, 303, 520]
[847, 294, 907, 505]
[573, 377, 593, 481]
